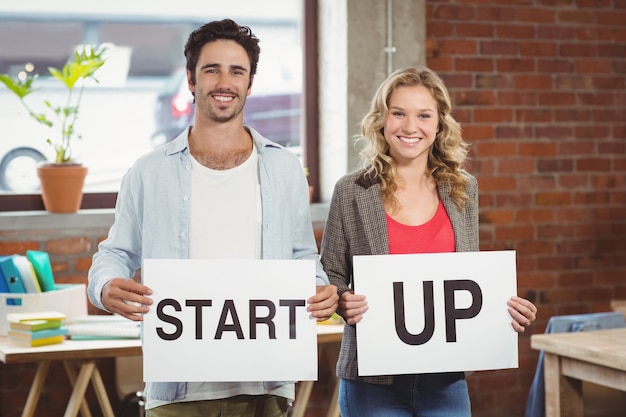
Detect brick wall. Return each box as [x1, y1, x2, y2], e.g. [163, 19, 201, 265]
[426, 1, 626, 416]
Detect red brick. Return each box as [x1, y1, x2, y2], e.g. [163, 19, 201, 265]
[516, 208, 555, 223]
[480, 41, 519, 55]
[474, 108, 513, 123]
[515, 108, 552, 122]
[495, 24, 535, 39]
[496, 58, 535, 72]
[478, 176, 518, 191]
[455, 57, 494, 72]
[0, 241, 39, 254]
[474, 142, 516, 157]
[537, 58, 574, 73]
[537, 159, 574, 173]
[558, 10, 596, 24]
[461, 125, 494, 141]
[480, 209, 515, 224]
[431, 4, 476, 21]
[517, 7, 557, 23]
[455, 90, 495, 106]
[576, 158, 613, 172]
[497, 158, 535, 174]
[537, 92, 576, 106]
[514, 74, 553, 89]
[498, 91, 537, 106]
[518, 142, 557, 156]
[45, 236, 92, 255]
[457, 22, 494, 38]
[535, 192, 572, 206]
[576, 59, 613, 73]
[519, 41, 558, 56]
[476, 6, 517, 22]
[496, 125, 534, 139]
[438, 39, 478, 55]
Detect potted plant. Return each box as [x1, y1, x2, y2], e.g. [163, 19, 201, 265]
[0, 45, 107, 213]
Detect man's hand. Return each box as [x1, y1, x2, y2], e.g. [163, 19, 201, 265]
[102, 278, 153, 321]
[307, 284, 339, 322]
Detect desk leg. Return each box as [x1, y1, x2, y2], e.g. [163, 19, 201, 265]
[325, 343, 341, 417]
[544, 352, 583, 417]
[21, 361, 50, 417]
[64, 361, 96, 417]
[291, 381, 314, 417]
[64, 361, 93, 417]
[90, 365, 115, 417]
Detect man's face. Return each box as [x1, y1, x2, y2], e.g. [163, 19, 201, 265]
[188, 40, 253, 123]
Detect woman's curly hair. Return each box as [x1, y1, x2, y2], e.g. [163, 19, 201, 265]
[357, 67, 470, 211]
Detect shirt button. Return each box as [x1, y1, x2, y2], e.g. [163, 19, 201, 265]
[183, 196, 189, 202]
[180, 232, 187, 238]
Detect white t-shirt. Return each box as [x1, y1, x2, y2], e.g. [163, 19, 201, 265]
[188, 147, 261, 260]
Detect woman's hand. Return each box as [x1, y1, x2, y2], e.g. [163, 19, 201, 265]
[507, 296, 537, 333]
[340, 290, 369, 325]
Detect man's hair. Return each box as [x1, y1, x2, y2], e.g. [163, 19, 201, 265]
[184, 19, 261, 85]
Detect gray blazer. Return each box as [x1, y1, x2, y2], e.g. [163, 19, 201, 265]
[320, 168, 479, 384]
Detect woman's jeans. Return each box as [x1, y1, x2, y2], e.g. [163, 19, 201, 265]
[338, 373, 471, 417]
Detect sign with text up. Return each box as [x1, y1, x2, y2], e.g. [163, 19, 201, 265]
[354, 251, 518, 376]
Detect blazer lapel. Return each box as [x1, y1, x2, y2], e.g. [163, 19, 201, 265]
[355, 182, 389, 256]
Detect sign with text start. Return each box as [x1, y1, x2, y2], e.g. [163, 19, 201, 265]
[353, 251, 518, 376]
[142, 259, 318, 382]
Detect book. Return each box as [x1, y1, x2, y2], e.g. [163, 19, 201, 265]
[7, 310, 67, 324]
[8, 326, 68, 340]
[9, 319, 63, 332]
[12, 255, 42, 293]
[66, 315, 141, 339]
[0, 255, 26, 293]
[9, 334, 65, 347]
[26, 250, 56, 292]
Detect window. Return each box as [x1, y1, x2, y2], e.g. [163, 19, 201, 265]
[0, 1, 311, 210]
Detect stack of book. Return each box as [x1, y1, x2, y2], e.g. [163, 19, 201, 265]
[7, 311, 68, 347]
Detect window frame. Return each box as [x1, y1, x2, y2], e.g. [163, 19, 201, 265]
[0, 2, 318, 212]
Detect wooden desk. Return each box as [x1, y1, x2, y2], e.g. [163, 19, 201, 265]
[0, 337, 142, 417]
[291, 323, 344, 417]
[531, 327, 626, 417]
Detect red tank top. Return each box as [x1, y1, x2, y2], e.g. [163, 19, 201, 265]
[386, 200, 455, 254]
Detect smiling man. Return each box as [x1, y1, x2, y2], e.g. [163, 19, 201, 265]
[87, 19, 338, 417]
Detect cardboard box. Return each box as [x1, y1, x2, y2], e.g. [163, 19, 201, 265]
[0, 284, 87, 336]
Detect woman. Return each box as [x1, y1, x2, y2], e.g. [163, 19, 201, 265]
[320, 67, 537, 417]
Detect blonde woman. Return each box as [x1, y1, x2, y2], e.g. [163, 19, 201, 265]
[320, 67, 536, 416]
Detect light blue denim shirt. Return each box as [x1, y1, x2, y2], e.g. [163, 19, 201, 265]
[88, 126, 328, 402]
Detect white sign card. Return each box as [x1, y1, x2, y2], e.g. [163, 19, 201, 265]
[353, 251, 518, 376]
[142, 259, 318, 382]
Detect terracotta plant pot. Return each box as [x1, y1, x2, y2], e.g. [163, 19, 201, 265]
[37, 164, 88, 213]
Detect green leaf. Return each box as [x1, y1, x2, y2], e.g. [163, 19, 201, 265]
[0, 73, 37, 98]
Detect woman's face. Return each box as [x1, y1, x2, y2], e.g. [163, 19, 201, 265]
[383, 85, 439, 167]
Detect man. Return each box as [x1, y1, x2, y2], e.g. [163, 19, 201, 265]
[88, 19, 338, 417]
